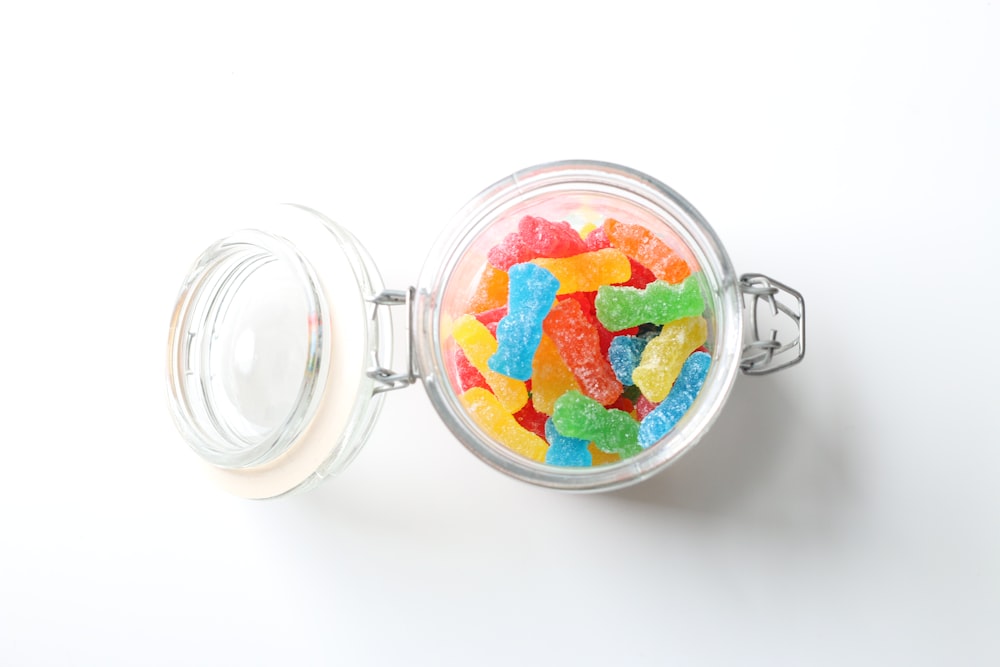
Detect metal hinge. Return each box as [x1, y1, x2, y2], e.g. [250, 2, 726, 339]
[366, 288, 417, 393]
[739, 273, 806, 375]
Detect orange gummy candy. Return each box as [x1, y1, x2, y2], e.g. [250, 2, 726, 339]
[467, 264, 509, 314]
[604, 218, 690, 284]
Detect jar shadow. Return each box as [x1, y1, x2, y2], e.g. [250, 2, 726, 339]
[608, 373, 855, 532]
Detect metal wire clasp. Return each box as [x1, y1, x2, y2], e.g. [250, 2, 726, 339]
[366, 288, 417, 393]
[739, 273, 806, 375]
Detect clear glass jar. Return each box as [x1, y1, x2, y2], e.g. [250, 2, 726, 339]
[167, 161, 805, 498]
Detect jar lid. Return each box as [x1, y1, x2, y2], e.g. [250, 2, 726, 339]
[166, 205, 391, 498]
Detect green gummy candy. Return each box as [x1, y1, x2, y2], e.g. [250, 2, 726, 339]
[551, 390, 641, 458]
[595, 275, 705, 332]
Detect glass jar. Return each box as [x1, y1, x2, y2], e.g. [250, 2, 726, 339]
[166, 160, 805, 498]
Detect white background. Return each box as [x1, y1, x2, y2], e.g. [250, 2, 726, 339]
[1, 1, 998, 665]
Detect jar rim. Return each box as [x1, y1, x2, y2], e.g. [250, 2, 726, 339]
[414, 160, 743, 491]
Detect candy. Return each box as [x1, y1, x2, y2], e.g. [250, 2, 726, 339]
[542, 298, 623, 406]
[594, 276, 705, 332]
[451, 212, 714, 467]
[631, 316, 708, 402]
[532, 248, 631, 294]
[604, 218, 691, 284]
[639, 352, 711, 447]
[552, 390, 641, 458]
[460, 388, 548, 462]
[530, 333, 580, 415]
[454, 348, 488, 392]
[488, 216, 588, 271]
[452, 314, 528, 413]
[544, 418, 592, 467]
[467, 264, 508, 313]
[588, 444, 621, 465]
[608, 335, 649, 386]
[488, 263, 560, 381]
[513, 401, 548, 439]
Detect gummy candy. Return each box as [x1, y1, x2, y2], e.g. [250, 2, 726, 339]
[604, 218, 691, 284]
[552, 390, 641, 458]
[594, 276, 705, 332]
[607, 335, 649, 386]
[488, 216, 589, 271]
[488, 263, 560, 381]
[639, 352, 711, 447]
[461, 387, 548, 462]
[513, 401, 548, 439]
[468, 264, 509, 313]
[542, 298, 623, 406]
[532, 248, 631, 294]
[544, 418, 592, 467]
[454, 348, 488, 392]
[530, 333, 580, 415]
[451, 212, 714, 467]
[631, 316, 708, 402]
[452, 314, 528, 413]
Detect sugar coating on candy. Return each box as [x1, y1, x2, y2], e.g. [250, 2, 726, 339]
[488, 263, 560, 381]
[468, 264, 509, 314]
[542, 298, 623, 406]
[588, 444, 621, 465]
[452, 315, 528, 413]
[639, 352, 711, 448]
[454, 348, 488, 392]
[460, 388, 548, 462]
[635, 394, 658, 420]
[551, 390, 641, 458]
[632, 316, 708, 402]
[451, 212, 714, 466]
[530, 333, 580, 415]
[595, 276, 705, 332]
[544, 418, 592, 467]
[604, 218, 691, 284]
[608, 335, 649, 386]
[531, 249, 631, 294]
[488, 216, 589, 271]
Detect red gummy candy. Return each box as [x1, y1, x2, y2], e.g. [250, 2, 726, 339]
[615, 258, 657, 290]
[487, 216, 588, 271]
[557, 292, 596, 318]
[635, 395, 658, 420]
[513, 401, 548, 439]
[455, 349, 488, 391]
[584, 226, 611, 250]
[542, 298, 623, 406]
[475, 305, 507, 329]
[611, 396, 635, 414]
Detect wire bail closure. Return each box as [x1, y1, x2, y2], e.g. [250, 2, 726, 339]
[366, 287, 418, 393]
[739, 273, 806, 375]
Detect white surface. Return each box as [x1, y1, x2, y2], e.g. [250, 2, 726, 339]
[1, 1, 998, 665]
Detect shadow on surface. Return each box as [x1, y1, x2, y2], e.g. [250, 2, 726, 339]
[609, 370, 856, 534]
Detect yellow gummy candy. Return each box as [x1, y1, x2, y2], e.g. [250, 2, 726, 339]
[632, 316, 708, 402]
[532, 248, 631, 294]
[578, 222, 597, 239]
[588, 443, 621, 466]
[452, 315, 528, 413]
[460, 387, 548, 462]
[531, 333, 580, 415]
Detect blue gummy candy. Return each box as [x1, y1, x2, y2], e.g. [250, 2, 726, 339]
[608, 335, 649, 385]
[638, 351, 712, 448]
[488, 263, 560, 380]
[544, 418, 593, 467]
